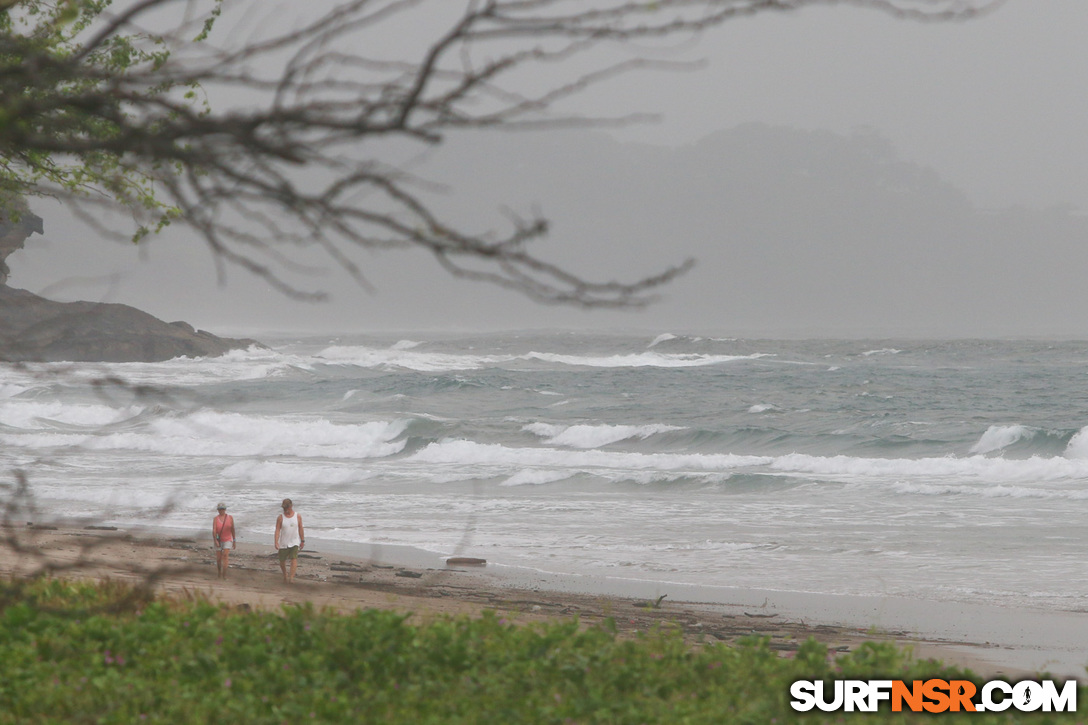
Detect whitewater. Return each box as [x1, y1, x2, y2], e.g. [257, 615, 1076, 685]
[3, 333, 1087, 612]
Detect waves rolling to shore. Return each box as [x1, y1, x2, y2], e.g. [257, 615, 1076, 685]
[3, 333, 1088, 611]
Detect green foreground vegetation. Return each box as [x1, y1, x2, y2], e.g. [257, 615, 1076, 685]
[0, 579, 1082, 723]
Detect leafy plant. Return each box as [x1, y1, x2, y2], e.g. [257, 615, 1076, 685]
[0, 578, 1082, 723]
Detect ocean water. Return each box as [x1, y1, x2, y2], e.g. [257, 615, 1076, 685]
[3, 332, 1088, 612]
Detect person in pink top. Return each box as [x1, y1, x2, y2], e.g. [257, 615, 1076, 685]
[212, 502, 236, 579]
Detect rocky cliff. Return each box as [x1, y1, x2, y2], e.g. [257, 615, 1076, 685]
[0, 198, 43, 287]
[0, 204, 260, 363]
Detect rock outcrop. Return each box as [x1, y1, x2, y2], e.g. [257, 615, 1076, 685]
[0, 286, 260, 362]
[1, 203, 260, 363]
[0, 198, 43, 287]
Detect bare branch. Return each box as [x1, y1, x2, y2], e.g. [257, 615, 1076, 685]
[0, 469, 200, 614]
[0, 0, 1002, 305]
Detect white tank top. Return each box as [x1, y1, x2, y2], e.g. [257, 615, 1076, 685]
[279, 512, 301, 548]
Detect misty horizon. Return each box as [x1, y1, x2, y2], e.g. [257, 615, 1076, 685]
[11, 121, 1088, 339]
[9, 1, 1088, 340]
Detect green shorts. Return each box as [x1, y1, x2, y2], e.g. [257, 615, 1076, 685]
[278, 545, 299, 562]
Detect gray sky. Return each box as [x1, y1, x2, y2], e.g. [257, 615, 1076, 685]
[11, 0, 1088, 338]
[601, 0, 1088, 211]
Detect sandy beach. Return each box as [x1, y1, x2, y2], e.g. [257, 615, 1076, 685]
[3, 523, 1084, 682]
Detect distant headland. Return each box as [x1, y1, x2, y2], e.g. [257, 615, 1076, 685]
[0, 204, 259, 363]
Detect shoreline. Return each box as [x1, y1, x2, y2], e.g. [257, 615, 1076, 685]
[3, 524, 1085, 681]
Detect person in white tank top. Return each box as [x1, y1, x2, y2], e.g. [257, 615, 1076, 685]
[274, 498, 305, 583]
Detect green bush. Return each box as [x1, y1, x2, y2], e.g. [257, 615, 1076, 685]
[0, 579, 1081, 723]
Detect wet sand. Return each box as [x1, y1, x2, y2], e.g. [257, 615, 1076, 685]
[2, 524, 1083, 681]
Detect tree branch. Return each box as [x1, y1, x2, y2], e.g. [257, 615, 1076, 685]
[0, 0, 1002, 306]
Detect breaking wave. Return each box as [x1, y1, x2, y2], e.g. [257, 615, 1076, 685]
[501, 469, 573, 487]
[4, 345, 304, 386]
[648, 333, 679, 348]
[408, 439, 1088, 490]
[970, 425, 1036, 454]
[522, 351, 762, 368]
[2, 409, 409, 459]
[523, 422, 683, 448]
[0, 383, 30, 399]
[315, 344, 764, 371]
[0, 400, 145, 429]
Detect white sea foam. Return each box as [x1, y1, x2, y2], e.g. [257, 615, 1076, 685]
[4, 411, 410, 459]
[770, 452, 1088, 483]
[501, 469, 572, 486]
[862, 348, 901, 356]
[609, 470, 734, 486]
[23, 484, 191, 512]
[523, 351, 762, 368]
[408, 440, 1088, 486]
[748, 404, 779, 413]
[0, 431, 93, 448]
[316, 345, 763, 371]
[317, 345, 506, 371]
[1063, 426, 1088, 458]
[221, 460, 365, 485]
[101, 412, 406, 459]
[0, 383, 29, 399]
[970, 424, 1035, 454]
[0, 401, 144, 429]
[410, 440, 771, 471]
[392, 340, 422, 350]
[523, 422, 682, 449]
[891, 481, 1088, 500]
[9, 346, 304, 386]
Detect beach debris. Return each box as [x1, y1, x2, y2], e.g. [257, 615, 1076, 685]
[635, 594, 668, 610]
[743, 612, 778, 618]
[330, 564, 367, 572]
[84, 525, 118, 531]
[768, 641, 801, 652]
[445, 557, 487, 566]
[373, 564, 395, 569]
[395, 569, 423, 578]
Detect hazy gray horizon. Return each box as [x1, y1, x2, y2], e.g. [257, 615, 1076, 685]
[10, 0, 1088, 340]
